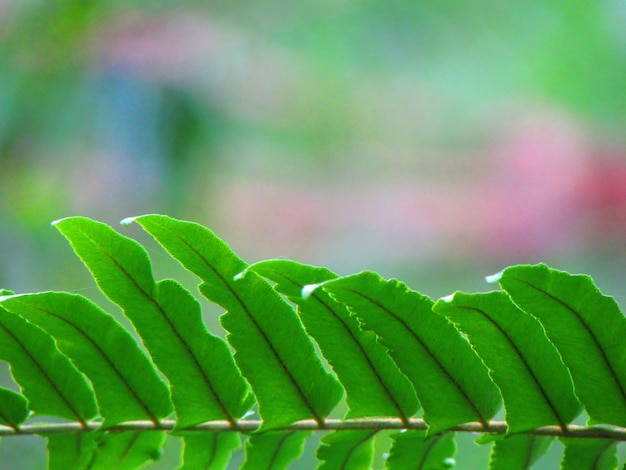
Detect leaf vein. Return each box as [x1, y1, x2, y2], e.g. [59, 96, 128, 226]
[341, 430, 378, 470]
[511, 277, 626, 410]
[342, 288, 489, 428]
[266, 431, 297, 470]
[417, 432, 446, 470]
[155, 224, 324, 424]
[0, 320, 87, 426]
[268, 269, 410, 424]
[459, 305, 567, 430]
[81, 230, 236, 424]
[15, 299, 160, 424]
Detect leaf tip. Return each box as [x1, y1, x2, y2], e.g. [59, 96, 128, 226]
[302, 283, 322, 299]
[233, 268, 249, 281]
[50, 217, 68, 227]
[485, 271, 503, 284]
[120, 216, 138, 226]
[440, 293, 455, 303]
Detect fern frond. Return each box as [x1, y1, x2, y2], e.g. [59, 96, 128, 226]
[129, 214, 342, 430]
[318, 271, 501, 434]
[496, 264, 626, 427]
[0, 216, 624, 469]
[0, 292, 171, 426]
[53, 217, 252, 428]
[434, 290, 581, 433]
[248, 259, 418, 422]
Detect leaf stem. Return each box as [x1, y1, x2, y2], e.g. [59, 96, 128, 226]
[3, 419, 626, 440]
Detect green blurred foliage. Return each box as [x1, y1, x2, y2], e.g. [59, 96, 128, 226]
[2, 0, 624, 170]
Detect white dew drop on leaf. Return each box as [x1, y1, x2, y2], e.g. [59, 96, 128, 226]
[233, 269, 250, 281]
[440, 293, 456, 303]
[50, 218, 68, 226]
[485, 271, 503, 284]
[120, 216, 139, 226]
[301, 283, 322, 300]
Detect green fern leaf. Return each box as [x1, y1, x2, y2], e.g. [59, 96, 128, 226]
[87, 431, 166, 470]
[0, 386, 29, 428]
[47, 433, 98, 470]
[487, 435, 553, 470]
[319, 271, 501, 433]
[434, 291, 582, 433]
[241, 430, 310, 470]
[385, 430, 456, 470]
[0, 292, 172, 426]
[0, 304, 97, 423]
[53, 217, 253, 428]
[317, 430, 378, 470]
[495, 263, 626, 427]
[248, 259, 418, 421]
[2, 217, 626, 468]
[128, 214, 342, 430]
[559, 437, 618, 470]
[179, 433, 241, 470]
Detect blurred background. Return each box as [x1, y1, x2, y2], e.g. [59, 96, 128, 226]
[1, 0, 626, 468]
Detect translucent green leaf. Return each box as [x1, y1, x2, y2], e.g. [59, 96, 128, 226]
[0, 387, 29, 428]
[179, 433, 240, 470]
[0, 304, 97, 423]
[434, 291, 581, 433]
[320, 272, 500, 433]
[248, 259, 418, 421]
[560, 438, 618, 470]
[88, 431, 166, 470]
[488, 435, 553, 470]
[495, 263, 626, 427]
[385, 430, 456, 470]
[47, 433, 98, 470]
[242, 431, 310, 470]
[317, 430, 378, 470]
[129, 214, 342, 430]
[0, 292, 172, 427]
[53, 217, 252, 428]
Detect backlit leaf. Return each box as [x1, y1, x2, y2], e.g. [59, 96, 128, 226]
[0, 304, 97, 423]
[385, 430, 456, 470]
[129, 214, 342, 430]
[0, 291, 172, 427]
[487, 434, 553, 470]
[320, 272, 501, 433]
[434, 291, 581, 433]
[88, 431, 166, 470]
[0, 216, 623, 469]
[0, 387, 29, 428]
[47, 433, 98, 470]
[248, 259, 418, 421]
[180, 433, 241, 470]
[242, 430, 310, 470]
[317, 430, 378, 470]
[53, 217, 252, 428]
[560, 437, 618, 470]
[496, 263, 626, 427]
